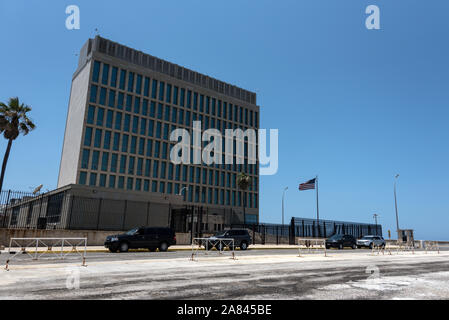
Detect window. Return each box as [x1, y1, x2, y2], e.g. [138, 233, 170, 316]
[108, 90, 115, 108]
[99, 87, 107, 105]
[153, 160, 159, 178]
[101, 152, 109, 171]
[118, 176, 125, 189]
[144, 77, 150, 97]
[173, 86, 178, 105]
[79, 172, 87, 185]
[146, 139, 153, 157]
[159, 82, 165, 101]
[119, 155, 127, 174]
[136, 75, 142, 95]
[99, 174, 107, 187]
[113, 133, 120, 151]
[134, 97, 140, 114]
[87, 105, 95, 124]
[81, 149, 90, 169]
[124, 114, 130, 132]
[180, 88, 185, 107]
[166, 84, 171, 103]
[94, 129, 102, 148]
[138, 137, 145, 155]
[110, 67, 118, 87]
[90, 85, 97, 103]
[121, 134, 129, 152]
[151, 79, 157, 99]
[109, 175, 116, 188]
[92, 61, 100, 83]
[148, 120, 154, 137]
[106, 110, 113, 128]
[96, 108, 104, 126]
[187, 90, 192, 108]
[127, 72, 134, 92]
[132, 116, 138, 133]
[91, 151, 99, 170]
[101, 64, 109, 85]
[103, 131, 111, 149]
[117, 92, 124, 110]
[119, 70, 126, 90]
[110, 154, 118, 172]
[84, 127, 93, 146]
[126, 95, 132, 112]
[128, 156, 135, 174]
[137, 158, 143, 176]
[130, 136, 137, 154]
[89, 173, 97, 186]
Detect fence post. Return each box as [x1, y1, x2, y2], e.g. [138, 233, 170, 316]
[252, 224, 256, 245]
[1, 190, 11, 227]
[96, 198, 103, 230]
[67, 195, 75, 230]
[122, 200, 128, 230]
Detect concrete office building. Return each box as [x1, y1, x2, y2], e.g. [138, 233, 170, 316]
[53, 36, 260, 231]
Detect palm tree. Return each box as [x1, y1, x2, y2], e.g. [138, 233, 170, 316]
[237, 172, 251, 225]
[0, 97, 36, 193]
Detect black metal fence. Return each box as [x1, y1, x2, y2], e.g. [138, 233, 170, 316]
[0, 190, 382, 245]
[0, 190, 36, 228]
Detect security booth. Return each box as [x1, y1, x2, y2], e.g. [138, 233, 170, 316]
[398, 229, 414, 246]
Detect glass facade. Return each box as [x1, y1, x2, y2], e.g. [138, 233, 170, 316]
[79, 59, 259, 210]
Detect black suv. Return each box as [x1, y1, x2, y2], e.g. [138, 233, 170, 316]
[204, 229, 252, 250]
[325, 234, 357, 249]
[104, 227, 176, 253]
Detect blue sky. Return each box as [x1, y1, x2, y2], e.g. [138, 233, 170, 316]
[0, 1, 448, 240]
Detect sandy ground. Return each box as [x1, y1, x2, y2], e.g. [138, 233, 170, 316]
[0, 249, 448, 299]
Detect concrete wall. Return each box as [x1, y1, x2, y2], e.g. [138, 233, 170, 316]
[0, 229, 195, 246]
[0, 228, 119, 246]
[57, 60, 91, 188]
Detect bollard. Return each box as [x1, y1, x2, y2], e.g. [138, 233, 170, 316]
[81, 257, 87, 267]
[5, 259, 9, 271]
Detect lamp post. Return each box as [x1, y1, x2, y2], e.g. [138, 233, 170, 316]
[282, 187, 288, 225]
[373, 213, 379, 226]
[394, 174, 400, 240]
[178, 186, 187, 197]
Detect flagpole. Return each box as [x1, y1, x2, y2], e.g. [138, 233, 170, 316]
[316, 175, 320, 237]
[316, 175, 319, 222]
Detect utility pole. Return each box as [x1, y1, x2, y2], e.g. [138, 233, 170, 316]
[394, 174, 400, 240]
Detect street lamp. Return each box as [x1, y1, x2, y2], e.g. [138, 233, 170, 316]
[373, 213, 379, 226]
[282, 187, 288, 225]
[394, 174, 400, 240]
[178, 186, 187, 201]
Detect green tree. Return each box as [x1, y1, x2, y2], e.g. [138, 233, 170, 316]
[0, 97, 36, 193]
[237, 172, 251, 225]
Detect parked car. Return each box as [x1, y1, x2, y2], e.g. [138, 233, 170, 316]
[104, 227, 176, 253]
[325, 234, 357, 249]
[203, 229, 252, 251]
[357, 235, 385, 249]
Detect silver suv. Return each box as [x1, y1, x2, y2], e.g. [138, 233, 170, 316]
[357, 235, 385, 249]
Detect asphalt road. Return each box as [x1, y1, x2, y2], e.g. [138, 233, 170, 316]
[1, 249, 448, 299]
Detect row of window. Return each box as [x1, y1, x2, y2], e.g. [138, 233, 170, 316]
[86, 104, 259, 143]
[81, 148, 258, 191]
[83, 127, 259, 171]
[78, 171, 258, 208]
[91, 60, 259, 126]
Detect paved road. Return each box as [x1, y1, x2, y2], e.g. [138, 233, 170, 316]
[1, 249, 448, 299]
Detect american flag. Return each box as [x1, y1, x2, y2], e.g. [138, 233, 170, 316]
[299, 178, 316, 191]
